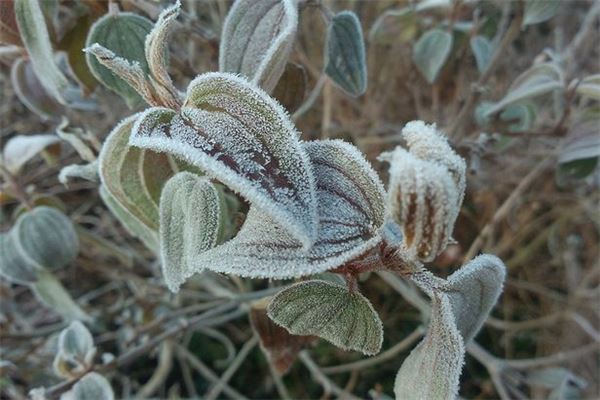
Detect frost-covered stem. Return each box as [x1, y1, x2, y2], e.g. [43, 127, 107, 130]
[321, 326, 426, 374]
[408, 268, 447, 298]
[176, 345, 249, 400]
[448, 4, 523, 138]
[298, 351, 362, 400]
[205, 335, 258, 400]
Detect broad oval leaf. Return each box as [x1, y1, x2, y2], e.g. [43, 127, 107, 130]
[219, 0, 298, 93]
[325, 11, 367, 97]
[0, 230, 41, 284]
[61, 372, 114, 400]
[394, 292, 464, 400]
[160, 172, 225, 292]
[413, 29, 453, 84]
[444, 254, 506, 343]
[32, 269, 90, 322]
[267, 280, 383, 355]
[85, 11, 153, 108]
[12, 206, 79, 270]
[14, 0, 70, 104]
[130, 73, 318, 249]
[470, 35, 493, 74]
[182, 139, 386, 279]
[523, 0, 561, 27]
[559, 108, 600, 164]
[2, 133, 60, 174]
[57, 320, 95, 362]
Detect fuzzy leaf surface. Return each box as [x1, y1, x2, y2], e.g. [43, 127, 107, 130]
[0, 230, 41, 284]
[325, 11, 367, 96]
[470, 35, 493, 74]
[130, 73, 318, 248]
[267, 280, 383, 355]
[32, 270, 90, 322]
[2, 133, 60, 174]
[413, 29, 452, 84]
[219, 0, 298, 92]
[181, 139, 385, 279]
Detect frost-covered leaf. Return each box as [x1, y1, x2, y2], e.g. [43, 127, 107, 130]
[85, 11, 153, 108]
[180, 139, 385, 279]
[470, 35, 493, 74]
[267, 280, 383, 355]
[369, 8, 417, 45]
[130, 73, 318, 248]
[10, 57, 63, 120]
[485, 62, 564, 116]
[32, 269, 90, 321]
[56, 119, 96, 162]
[61, 372, 114, 400]
[272, 62, 306, 112]
[99, 185, 159, 252]
[250, 297, 316, 375]
[160, 172, 226, 292]
[54, 321, 96, 378]
[14, 0, 70, 104]
[59, 161, 99, 186]
[413, 29, 453, 84]
[325, 11, 367, 97]
[394, 292, 464, 400]
[12, 206, 79, 270]
[0, 0, 22, 46]
[444, 254, 506, 343]
[576, 74, 600, 100]
[523, 0, 561, 27]
[2, 134, 60, 174]
[219, 0, 298, 93]
[0, 230, 41, 284]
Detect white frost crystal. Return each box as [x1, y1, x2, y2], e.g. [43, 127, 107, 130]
[380, 121, 466, 262]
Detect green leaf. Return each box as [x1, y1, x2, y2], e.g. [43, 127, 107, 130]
[499, 103, 536, 133]
[63, 372, 114, 400]
[14, 0, 70, 104]
[558, 157, 598, 180]
[267, 280, 383, 355]
[470, 35, 493, 74]
[53, 321, 96, 378]
[413, 29, 453, 84]
[130, 73, 318, 249]
[0, 230, 41, 284]
[558, 108, 600, 180]
[172, 139, 385, 279]
[523, 0, 561, 27]
[576, 74, 600, 100]
[394, 292, 464, 400]
[85, 11, 153, 108]
[12, 206, 79, 270]
[444, 254, 506, 343]
[159, 172, 226, 292]
[219, 0, 298, 93]
[32, 269, 90, 321]
[325, 11, 367, 97]
[2, 134, 60, 174]
[368, 8, 417, 45]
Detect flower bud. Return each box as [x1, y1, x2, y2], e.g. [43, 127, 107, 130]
[379, 121, 466, 262]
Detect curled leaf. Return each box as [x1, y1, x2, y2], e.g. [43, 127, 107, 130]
[0, 230, 41, 284]
[394, 292, 464, 400]
[444, 254, 506, 343]
[54, 321, 96, 378]
[576, 74, 600, 100]
[413, 29, 453, 84]
[325, 11, 367, 96]
[219, 0, 298, 92]
[180, 139, 385, 279]
[267, 280, 383, 355]
[470, 35, 493, 74]
[59, 161, 99, 186]
[523, 0, 561, 27]
[2, 134, 60, 174]
[61, 372, 114, 400]
[32, 269, 90, 322]
[130, 73, 318, 249]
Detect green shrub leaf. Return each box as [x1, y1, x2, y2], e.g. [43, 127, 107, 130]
[85, 11, 153, 108]
[470, 35, 493, 74]
[32, 269, 90, 321]
[63, 372, 114, 400]
[523, 0, 561, 27]
[219, 0, 298, 93]
[53, 321, 96, 378]
[267, 280, 383, 355]
[0, 230, 41, 284]
[130, 73, 318, 249]
[369, 8, 417, 45]
[325, 11, 367, 96]
[576, 74, 600, 100]
[2, 133, 60, 175]
[413, 29, 453, 84]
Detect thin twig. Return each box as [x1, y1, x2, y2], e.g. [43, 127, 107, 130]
[298, 351, 361, 400]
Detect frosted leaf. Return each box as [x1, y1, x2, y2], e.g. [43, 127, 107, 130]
[60, 372, 114, 400]
[56, 119, 96, 162]
[99, 185, 159, 252]
[59, 161, 99, 186]
[14, 0, 70, 104]
[394, 292, 464, 400]
[380, 147, 460, 262]
[32, 269, 91, 322]
[144, 0, 182, 108]
[250, 297, 316, 375]
[324, 11, 367, 97]
[267, 280, 383, 355]
[160, 172, 223, 292]
[413, 29, 453, 84]
[12, 206, 79, 270]
[219, 0, 298, 93]
[130, 73, 318, 248]
[53, 321, 96, 378]
[185, 139, 386, 279]
[1, 134, 60, 175]
[444, 254, 506, 343]
[470, 35, 493, 74]
[0, 230, 41, 284]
